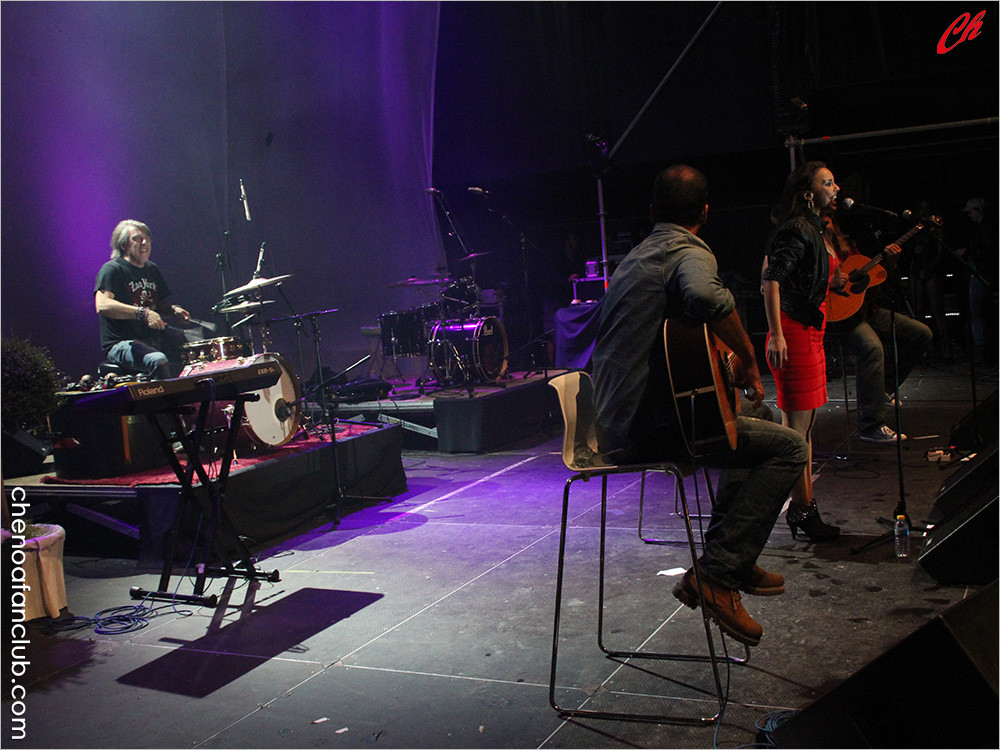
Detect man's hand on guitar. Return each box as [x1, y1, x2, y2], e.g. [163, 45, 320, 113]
[734, 357, 765, 408]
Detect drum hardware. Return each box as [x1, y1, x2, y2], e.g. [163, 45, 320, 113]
[456, 251, 491, 263]
[385, 276, 451, 288]
[428, 316, 509, 390]
[216, 299, 275, 315]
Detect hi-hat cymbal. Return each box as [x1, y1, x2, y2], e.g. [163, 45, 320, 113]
[457, 252, 491, 263]
[224, 274, 292, 298]
[386, 276, 451, 288]
[218, 300, 275, 314]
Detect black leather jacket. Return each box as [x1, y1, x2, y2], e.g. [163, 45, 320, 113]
[763, 214, 830, 329]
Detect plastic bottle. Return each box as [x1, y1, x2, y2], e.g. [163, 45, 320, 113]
[894, 515, 910, 558]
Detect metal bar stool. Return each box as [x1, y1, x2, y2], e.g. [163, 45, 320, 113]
[547, 371, 745, 725]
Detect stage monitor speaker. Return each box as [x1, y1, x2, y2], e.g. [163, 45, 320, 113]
[918, 489, 997, 585]
[772, 581, 998, 748]
[950, 389, 999, 449]
[927, 441, 997, 525]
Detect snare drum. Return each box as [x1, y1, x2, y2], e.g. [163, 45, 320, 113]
[179, 353, 301, 447]
[181, 337, 245, 365]
[429, 316, 508, 384]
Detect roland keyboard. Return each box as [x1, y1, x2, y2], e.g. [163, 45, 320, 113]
[75, 360, 282, 415]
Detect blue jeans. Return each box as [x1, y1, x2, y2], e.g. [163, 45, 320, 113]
[614, 413, 807, 590]
[838, 308, 932, 433]
[696, 416, 808, 589]
[107, 340, 171, 378]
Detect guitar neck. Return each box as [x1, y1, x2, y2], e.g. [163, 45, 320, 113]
[857, 224, 924, 272]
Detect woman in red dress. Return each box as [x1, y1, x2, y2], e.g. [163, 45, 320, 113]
[762, 162, 844, 542]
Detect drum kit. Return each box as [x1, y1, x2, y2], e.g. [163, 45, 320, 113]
[378, 276, 508, 386]
[180, 273, 304, 449]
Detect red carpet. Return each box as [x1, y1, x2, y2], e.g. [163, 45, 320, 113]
[40, 424, 376, 488]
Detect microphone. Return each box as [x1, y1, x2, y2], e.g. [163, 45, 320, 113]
[253, 242, 266, 279]
[840, 197, 901, 219]
[467, 187, 489, 195]
[239, 179, 251, 222]
[425, 188, 441, 195]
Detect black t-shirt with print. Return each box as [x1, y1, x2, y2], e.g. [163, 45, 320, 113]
[94, 257, 171, 353]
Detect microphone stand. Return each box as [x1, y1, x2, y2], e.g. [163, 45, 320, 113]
[430, 190, 475, 275]
[850, 225, 925, 555]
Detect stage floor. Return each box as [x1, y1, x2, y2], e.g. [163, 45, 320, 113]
[6, 359, 998, 748]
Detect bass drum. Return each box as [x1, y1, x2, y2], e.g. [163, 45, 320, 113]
[429, 316, 508, 385]
[179, 353, 301, 447]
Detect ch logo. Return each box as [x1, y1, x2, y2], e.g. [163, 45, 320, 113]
[937, 10, 987, 54]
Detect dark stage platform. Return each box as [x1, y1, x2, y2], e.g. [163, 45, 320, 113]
[342, 370, 562, 453]
[6, 422, 407, 563]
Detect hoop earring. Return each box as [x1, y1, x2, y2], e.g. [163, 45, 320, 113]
[804, 192, 815, 212]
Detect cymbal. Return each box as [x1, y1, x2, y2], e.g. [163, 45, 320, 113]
[218, 300, 275, 314]
[457, 252, 490, 263]
[386, 276, 451, 288]
[224, 274, 292, 298]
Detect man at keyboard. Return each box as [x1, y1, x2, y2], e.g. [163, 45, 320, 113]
[94, 219, 191, 378]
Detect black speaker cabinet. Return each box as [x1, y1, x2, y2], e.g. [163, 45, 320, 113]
[48, 392, 169, 479]
[928, 442, 997, 525]
[950, 389, 999, 449]
[773, 581, 999, 748]
[919, 491, 998, 585]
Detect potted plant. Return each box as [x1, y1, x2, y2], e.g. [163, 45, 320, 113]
[2, 337, 64, 478]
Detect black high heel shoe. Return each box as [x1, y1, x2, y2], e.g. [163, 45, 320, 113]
[786, 499, 840, 542]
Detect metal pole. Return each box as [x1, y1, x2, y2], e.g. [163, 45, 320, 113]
[596, 2, 724, 282]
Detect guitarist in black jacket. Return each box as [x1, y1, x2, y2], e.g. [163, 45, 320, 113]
[823, 208, 933, 444]
[592, 165, 809, 647]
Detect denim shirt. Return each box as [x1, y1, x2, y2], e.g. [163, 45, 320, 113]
[592, 223, 735, 457]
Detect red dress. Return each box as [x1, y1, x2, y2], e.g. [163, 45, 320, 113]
[767, 252, 838, 412]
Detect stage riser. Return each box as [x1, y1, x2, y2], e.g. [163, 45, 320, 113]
[354, 375, 560, 453]
[138, 423, 407, 561]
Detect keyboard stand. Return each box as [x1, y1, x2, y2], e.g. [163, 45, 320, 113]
[130, 393, 280, 607]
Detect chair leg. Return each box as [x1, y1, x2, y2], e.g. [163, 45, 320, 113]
[639, 467, 714, 546]
[550, 468, 745, 725]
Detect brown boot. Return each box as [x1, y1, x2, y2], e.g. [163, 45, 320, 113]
[672, 568, 763, 646]
[740, 565, 785, 596]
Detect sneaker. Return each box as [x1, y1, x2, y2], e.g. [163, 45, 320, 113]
[672, 568, 763, 646]
[859, 424, 907, 444]
[740, 565, 785, 596]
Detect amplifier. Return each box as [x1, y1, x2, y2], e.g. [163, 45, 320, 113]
[49, 391, 169, 479]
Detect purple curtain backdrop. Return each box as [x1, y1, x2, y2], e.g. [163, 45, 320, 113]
[2, 1, 442, 382]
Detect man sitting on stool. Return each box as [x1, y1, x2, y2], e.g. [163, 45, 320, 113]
[94, 220, 190, 379]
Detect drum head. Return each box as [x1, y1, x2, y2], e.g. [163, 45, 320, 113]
[243, 353, 301, 446]
[429, 316, 507, 385]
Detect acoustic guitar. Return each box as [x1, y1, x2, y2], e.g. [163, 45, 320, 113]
[663, 319, 740, 455]
[826, 217, 940, 325]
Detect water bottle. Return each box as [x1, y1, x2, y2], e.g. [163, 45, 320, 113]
[894, 515, 910, 558]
